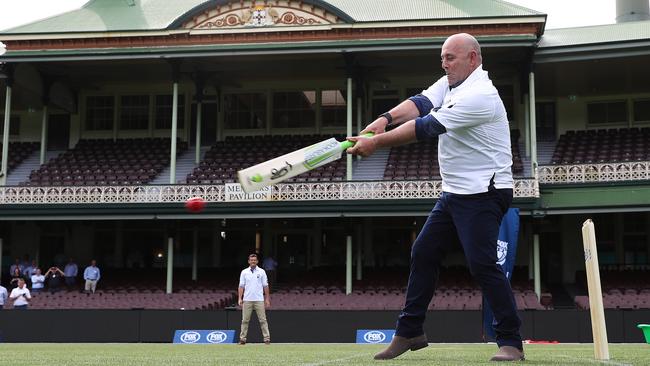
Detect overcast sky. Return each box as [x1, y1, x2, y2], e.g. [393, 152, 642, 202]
[0, 0, 619, 32]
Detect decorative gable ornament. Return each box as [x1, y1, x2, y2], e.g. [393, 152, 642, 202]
[182, 1, 341, 29]
[248, 5, 274, 27]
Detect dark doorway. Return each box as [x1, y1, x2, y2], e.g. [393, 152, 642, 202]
[190, 102, 217, 146]
[47, 114, 70, 150]
[536, 102, 556, 141]
[540, 231, 563, 285]
[276, 233, 309, 281]
[371, 98, 399, 118]
[39, 235, 65, 268]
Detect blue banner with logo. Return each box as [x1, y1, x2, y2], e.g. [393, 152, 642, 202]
[482, 208, 520, 340]
[356, 330, 395, 344]
[173, 330, 236, 344]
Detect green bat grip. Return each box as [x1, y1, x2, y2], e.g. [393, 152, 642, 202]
[339, 132, 375, 150]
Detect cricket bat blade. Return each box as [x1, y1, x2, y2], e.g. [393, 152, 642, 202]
[237, 134, 371, 193]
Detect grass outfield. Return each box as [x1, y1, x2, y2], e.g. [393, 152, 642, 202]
[0, 343, 647, 365]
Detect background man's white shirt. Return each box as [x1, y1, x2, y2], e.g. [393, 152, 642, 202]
[10, 287, 31, 306]
[239, 267, 268, 301]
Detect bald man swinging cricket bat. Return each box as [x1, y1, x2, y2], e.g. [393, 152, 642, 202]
[347, 33, 524, 362]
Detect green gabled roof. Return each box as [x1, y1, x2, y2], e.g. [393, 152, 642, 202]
[2, 0, 544, 34]
[538, 20, 650, 48]
[1, 0, 207, 33]
[312, 0, 543, 22]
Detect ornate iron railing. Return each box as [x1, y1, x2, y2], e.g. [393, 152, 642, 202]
[538, 162, 650, 184]
[0, 179, 538, 205]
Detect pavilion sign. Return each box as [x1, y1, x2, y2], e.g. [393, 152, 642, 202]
[224, 183, 271, 202]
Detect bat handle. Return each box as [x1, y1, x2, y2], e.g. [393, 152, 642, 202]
[340, 132, 374, 150]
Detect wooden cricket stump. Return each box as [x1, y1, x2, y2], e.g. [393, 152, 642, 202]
[581, 219, 610, 360]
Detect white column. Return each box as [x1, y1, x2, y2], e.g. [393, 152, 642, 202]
[195, 101, 202, 164]
[533, 234, 541, 301]
[363, 218, 374, 267]
[192, 227, 198, 281]
[346, 77, 353, 180]
[212, 228, 221, 267]
[313, 219, 322, 266]
[1, 84, 12, 186]
[306, 235, 312, 270]
[356, 229, 362, 281]
[529, 72, 538, 174]
[527, 223, 534, 280]
[346, 235, 352, 294]
[315, 89, 322, 134]
[265, 90, 272, 136]
[0, 238, 3, 283]
[523, 95, 530, 158]
[170, 82, 179, 184]
[356, 96, 363, 134]
[40, 105, 48, 164]
[114, 221, 123, 267]
[166, 236, 174, 294]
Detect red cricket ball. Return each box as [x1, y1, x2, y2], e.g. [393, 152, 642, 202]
[185, 197, 206, 213]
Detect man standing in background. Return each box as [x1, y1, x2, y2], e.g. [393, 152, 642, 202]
[262, 255, 278, 289]
[64, 258, 79, 290]
[10, 279, 31, 309]
[83, 259, 101, 294]
[238, 253, 271, 345]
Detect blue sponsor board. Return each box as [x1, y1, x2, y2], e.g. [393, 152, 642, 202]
[356, 329, 395, 344]
[173, 330, 236, 344]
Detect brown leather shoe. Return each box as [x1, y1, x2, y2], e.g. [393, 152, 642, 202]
[238, 339, 246, 345]
[490, 346, 525, 361]
[373, 334, 428, 360]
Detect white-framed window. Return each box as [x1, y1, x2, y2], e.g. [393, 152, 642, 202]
[224, 93, 266, 129]
[272, 91, 315, 128]
[120, 95, 150, 130]
[85, 96, 114, 131]
[320, 90, 347, 128]
[587, 100, 628, 125]
[633, 99, 650, 123]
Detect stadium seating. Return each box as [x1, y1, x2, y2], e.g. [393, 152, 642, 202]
[551, 127, 650, 165]
[15, 290, 235, 310]
[269, 266, 551, 310]
[187, 135, 348, 184]
[383, 131, 525, 181]
[3, 266, 552, 310]
[23, 138, 187, 186]
[7, 268, 236, 310]
[186, 131, 525, 186]
[574, 267, 650, 309]
[2, 141, 39, 173]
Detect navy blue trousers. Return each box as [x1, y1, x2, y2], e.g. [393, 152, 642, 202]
[395, 188, 522, 350]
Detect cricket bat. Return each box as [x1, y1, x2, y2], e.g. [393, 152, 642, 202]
[237, 133, 373, 193]
[581, 219, 610, 361]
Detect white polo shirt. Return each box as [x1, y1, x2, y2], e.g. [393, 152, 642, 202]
[421, 65, 513, 194]
[239, 266, 268, 302]
[10, 287, 31, 306]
